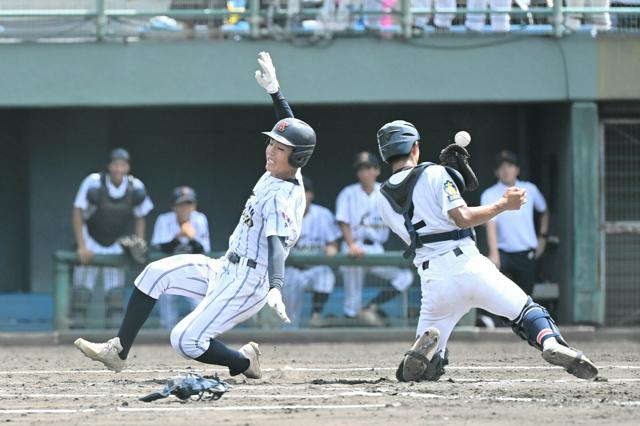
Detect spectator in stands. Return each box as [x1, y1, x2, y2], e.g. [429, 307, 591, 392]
[170, 0, 227, 39]
[465, 0, 512, 32]
[336, 152, 414, 326]
[282, 177, 341, 327]
[564, 0, 612, 31]
[71, 148, 153, 328]
[412, 0, 457, 30]
[480, 150, 549, 296]
[151, 186, 211, 328]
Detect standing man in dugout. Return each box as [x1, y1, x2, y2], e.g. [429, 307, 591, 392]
[71, 148, 154, 328]
[480, 150, 549, 296]
[336, 152, 414, 326]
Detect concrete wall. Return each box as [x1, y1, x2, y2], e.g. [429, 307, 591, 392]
[0, 35, 601, 107]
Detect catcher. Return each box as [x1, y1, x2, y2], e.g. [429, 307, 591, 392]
[375, 121, 599, 382]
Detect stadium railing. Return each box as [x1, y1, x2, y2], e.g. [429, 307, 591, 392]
[52, 249, 434, 331]
[1, 1, 639, 41]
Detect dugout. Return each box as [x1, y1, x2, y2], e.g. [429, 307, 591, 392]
[1, 36, 639, 326]
[0, 102, 574, 322]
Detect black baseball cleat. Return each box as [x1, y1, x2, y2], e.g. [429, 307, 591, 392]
[542, 345, 599, 380]
[398, 328, 440, 382]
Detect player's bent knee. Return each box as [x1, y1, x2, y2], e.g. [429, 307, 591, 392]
[170, 324, 206, 360]
[511, 297, 568, 351]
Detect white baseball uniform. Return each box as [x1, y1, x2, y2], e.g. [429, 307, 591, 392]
[134, 171, 305, 359]
[73, 173, 154, 291]
[336, 182, 414, 317]
[465, 0, 512, 32]
[151, 210, 212, 328]
[283, 203, 342, 326]
[480, 179, 547, 252]
[377, 165, 528, 353]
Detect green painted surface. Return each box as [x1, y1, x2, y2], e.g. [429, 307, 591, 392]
[598, 36, 640, 100]
[0, 36, 598, 106]
[571, 102, 603, 324]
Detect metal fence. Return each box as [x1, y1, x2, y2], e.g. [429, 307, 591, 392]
[52, 250, 429, 331]
[1, 1, 639, 41]
[601, 119, 640, 326]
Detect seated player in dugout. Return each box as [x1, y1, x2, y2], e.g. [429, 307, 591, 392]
[71, 148, 154, 328]
[282, 176, 341, 327]
[374, 121, 598, 382]
[151, 186, 211, 329]
[335, 152, 414, 326]
[74, 52, 315, 380]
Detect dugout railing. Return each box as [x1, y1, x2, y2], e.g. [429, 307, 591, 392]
[1, 1, 639, 41]
[53, 249, 445, 331]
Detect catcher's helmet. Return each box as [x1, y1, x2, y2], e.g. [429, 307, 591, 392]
[377, 120, 420, 164]
[262, 117, 316, 168]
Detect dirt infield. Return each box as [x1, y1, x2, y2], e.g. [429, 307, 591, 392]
[1, 340, 639, 425]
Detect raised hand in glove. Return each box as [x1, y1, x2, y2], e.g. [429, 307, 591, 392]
[254, 51, 279, 94]
[439, 144, 479, 192]
[266, 288, 291, 323]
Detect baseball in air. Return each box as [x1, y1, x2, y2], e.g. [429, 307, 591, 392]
[454, 131, 471, 147]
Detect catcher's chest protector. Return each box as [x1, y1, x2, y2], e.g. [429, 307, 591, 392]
[381, 163, 433, 259]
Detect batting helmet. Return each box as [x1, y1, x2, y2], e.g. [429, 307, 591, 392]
[262, 117, 316, 168]
[376, 120, 420, 164]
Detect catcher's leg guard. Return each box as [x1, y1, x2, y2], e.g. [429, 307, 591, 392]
[396, 327, 440, 382]
[511, 297, 568, 351]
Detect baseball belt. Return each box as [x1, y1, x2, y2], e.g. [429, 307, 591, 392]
[226, 252, 257, 269]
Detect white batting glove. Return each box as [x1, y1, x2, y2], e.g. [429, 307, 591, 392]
[254, 51, 280, 94]
[266, 288, 291, 323]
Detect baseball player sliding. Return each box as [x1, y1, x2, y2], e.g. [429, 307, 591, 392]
[74, 52, 315, 379]
[375, 121, 599, 382]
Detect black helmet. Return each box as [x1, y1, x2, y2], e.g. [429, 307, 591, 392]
[262, 117, 316, 168]
[376, 120, 420, 163]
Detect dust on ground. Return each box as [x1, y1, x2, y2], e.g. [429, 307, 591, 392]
[0, 340, 639, 425]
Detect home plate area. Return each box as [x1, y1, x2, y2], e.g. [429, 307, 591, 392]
[1, 341, 639, 425]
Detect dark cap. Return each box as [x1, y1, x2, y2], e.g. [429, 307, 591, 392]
[496, 150, 519, 167]
[353, 151, 381, 170]
[109, 148, 130, 163]
[173, 186, 197, 205]
[302, 176, 314, 193]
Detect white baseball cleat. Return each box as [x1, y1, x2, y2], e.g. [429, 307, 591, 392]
[238, 341, 262, 379]
[74, 337, 127, 373]
[402, 327, 440, 382]
[542, 345, 598, 380]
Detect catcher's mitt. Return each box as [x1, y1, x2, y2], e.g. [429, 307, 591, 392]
[139, 373, 230, 402]
[439, 144, 479, 192]
[119, 235, 148, 264]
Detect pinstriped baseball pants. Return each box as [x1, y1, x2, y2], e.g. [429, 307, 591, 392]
[134, 254, 269, 359]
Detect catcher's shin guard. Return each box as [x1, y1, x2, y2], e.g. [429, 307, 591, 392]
[511, 297, 568, 351]
[396, 328, 440, 382]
